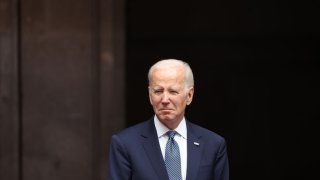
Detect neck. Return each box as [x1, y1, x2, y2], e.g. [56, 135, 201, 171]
[164, 118, 183, 130]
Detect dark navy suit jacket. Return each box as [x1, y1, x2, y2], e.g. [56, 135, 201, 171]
[107, 118, 229, 180]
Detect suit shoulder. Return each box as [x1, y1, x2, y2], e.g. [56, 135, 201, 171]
[112, 120, 149, 138]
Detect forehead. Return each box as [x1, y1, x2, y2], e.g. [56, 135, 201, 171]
[150, 67, 186, 85]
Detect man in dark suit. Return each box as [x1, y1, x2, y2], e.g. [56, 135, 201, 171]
[108, 59, 229, 180]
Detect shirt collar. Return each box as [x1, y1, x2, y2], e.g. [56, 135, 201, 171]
[154, 115, 187, 139]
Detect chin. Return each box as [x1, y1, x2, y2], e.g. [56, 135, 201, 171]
[158, 114, 173, 121]
[159, 115, 170, 119]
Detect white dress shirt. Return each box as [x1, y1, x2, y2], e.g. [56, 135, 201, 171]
[154, 115, 187, 180]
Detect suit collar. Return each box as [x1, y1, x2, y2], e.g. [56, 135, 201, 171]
[141, 118, 204, 180]
[141, 118, 169, 180]
[186, 121, 203, 180]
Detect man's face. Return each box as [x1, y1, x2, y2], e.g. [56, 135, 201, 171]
[148, 66, 194, 129]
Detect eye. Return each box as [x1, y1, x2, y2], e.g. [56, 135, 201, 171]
[154, 90, 163, 95]
[169, 90, 179, 95]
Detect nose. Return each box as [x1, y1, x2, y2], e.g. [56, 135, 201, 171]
[161, 92, 170, 103]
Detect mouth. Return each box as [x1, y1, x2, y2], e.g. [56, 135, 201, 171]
[160, 109, 173, 113]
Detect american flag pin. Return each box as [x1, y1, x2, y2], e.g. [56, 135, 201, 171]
[194, 142, 200, 146]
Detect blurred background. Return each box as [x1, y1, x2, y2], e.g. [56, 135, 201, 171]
[1, 0, 319, 180]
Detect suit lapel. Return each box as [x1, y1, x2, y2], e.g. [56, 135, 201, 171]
[141, 119, 169, 180]
[186, 121, 203, 180]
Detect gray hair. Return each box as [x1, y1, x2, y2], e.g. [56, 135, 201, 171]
[148, 59, 194, 88]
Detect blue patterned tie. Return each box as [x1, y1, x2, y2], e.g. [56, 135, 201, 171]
[165, 131, 182, 180]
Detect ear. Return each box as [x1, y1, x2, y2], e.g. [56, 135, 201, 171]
[186, 87, 194, 105]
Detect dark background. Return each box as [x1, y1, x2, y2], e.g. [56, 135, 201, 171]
[1, 0, 319, 179]
[125, 1, 319, 179]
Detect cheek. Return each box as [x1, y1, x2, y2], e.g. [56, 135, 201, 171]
[150, 96, 160, 105]
[172, 98, 185, 106]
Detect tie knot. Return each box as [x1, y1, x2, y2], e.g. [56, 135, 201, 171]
[167, 131, 177, 139]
